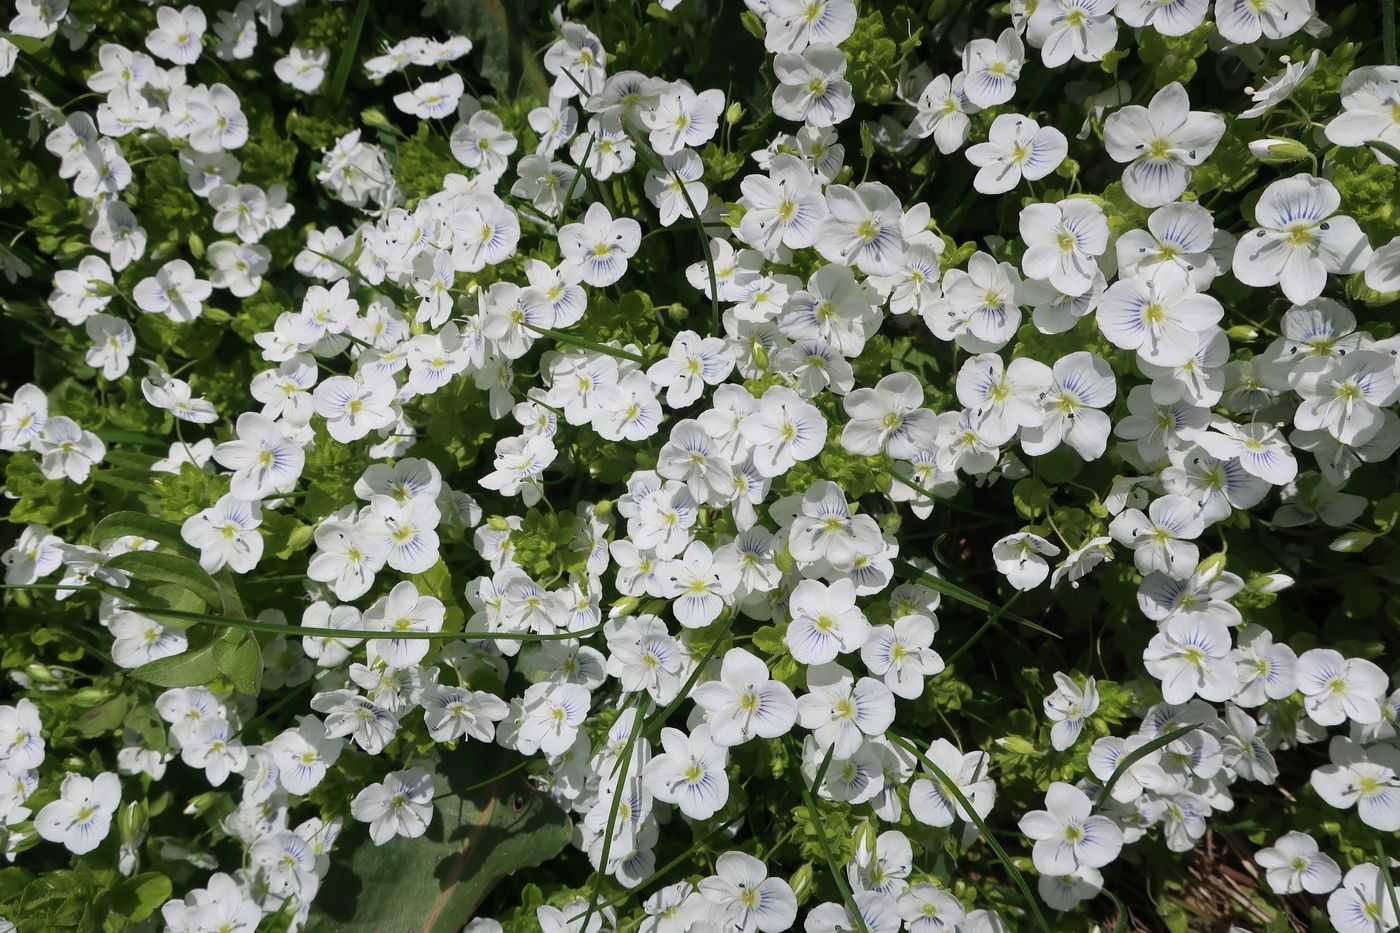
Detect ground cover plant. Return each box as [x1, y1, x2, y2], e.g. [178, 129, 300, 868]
[1, 0, 1400, 930]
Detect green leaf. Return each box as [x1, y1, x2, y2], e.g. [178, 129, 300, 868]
[131, 638, 220, 688]
[106, 551, 224, 612]
[215, 630, 263, 696]
[75, 694, 132, 737]
[307, 746, 570, 932]
[109, 872, 172, 923]
[88, 511, 189, 553]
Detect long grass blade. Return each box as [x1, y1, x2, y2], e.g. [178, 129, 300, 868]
[888, 732, 1051, 933]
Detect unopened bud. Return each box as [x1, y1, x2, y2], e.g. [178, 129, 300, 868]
[1226, 325, 1259, 342]
[119, 800, 147, 842]
[1248, 137, 1309, 163]
[1195, 551, 1228, 581]
[789, 863, 815, 904]
[725, 101, 745, 126]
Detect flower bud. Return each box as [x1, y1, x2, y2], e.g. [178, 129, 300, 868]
[724, 101, 744, 126]
[1226, 324, 1258, 342]
[1248, 572, 1295, 593]
[853, 818, 878, 855]
[1195, 551, 1228, 581]
[118, 800, 147, 843]
[1247, 137, 1309, 163]
[789, 862, 814, 904]
[487, 515, 512, 531]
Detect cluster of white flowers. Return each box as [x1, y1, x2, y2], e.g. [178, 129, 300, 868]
[3, 0, 1400, 930]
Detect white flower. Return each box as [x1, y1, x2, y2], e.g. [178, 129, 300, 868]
[1296, 648, 1388, 726]
[648, 330, 735, 409]
[3, 524, 64, 585]
[307, 519, 388, 601]
[1327, 863, 1399, 933]
[1043, 673, 1100, 751]
[860, 615, 943, 699]
[134, 258, 211, 322]
[394, 74, 464, 120]
[1292, 351, 1400, 446]
[1215, 0, 1314, 45]
[1240, 50, 1322, 118]
[421, 684, 509, 744]
[908, 738, 996, 828]
[1196, 420, 1298, 486]
[1232, 175, 1372, 305]
[740, 386, 827, 476]
[1026, 0, 1119, 67]
[699, 850, 798, 933]
[738, 154, 829, 252]
[1018, 782, 1123, 875]
[966, 114, 1067, 195]
[1311, 737, 1400, 832]
[896, 882, 966, 933]
[992, 532, 1061, 591]
[911, 73, 977, 154]
[772, 44, 854, 128]
[797, 662, 896, 758]
[1103, 82, 1225, 207]
[764, 0, 857, 53]
[786, 578, 870, 664]
[1142, 616, 1238, 703]
[1325, 65, 1400, 160]
[814, 182, 908, 276]
[518, 682, 591, 757]
[840, 372, 937, 459]
[1019, 198, 1108, 295]
[931, 252, 1023, 351]
[1254, 831, 1341, 895]
[363, 580, 445, 670]
[268, 716, 343, 796]
[0, 698, 45, 770]
[1108, 494, 1205, 579]
[644, 84, 723, 155]
[0, 383, 48, 452]
[351, 768, 435, 845]
[691, 648, 798, 747]
[1115, 202, 1228, 289]
[146, 6, 206, 66]
[35, 416, 105, 483]
[180, 494, 264, 573]
[1117, 0, 1209, 36]
[35, 772, 121, 855]
[1020, 351, 1117, 460]
[274, 46, 329, 94]
[644, 724, 729, 820]
[558, 202, 641, 288]
[212, 412, 305, 499]
[960, 28, 1023, 108]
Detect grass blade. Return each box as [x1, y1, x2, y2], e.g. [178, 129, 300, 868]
[892, 560, 1057, 638]
[888, 733, 1051, 933]
[328, 0, 369, 102]
[795, 742, 870, 933]
[1095, 725, 1197, 805]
